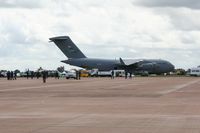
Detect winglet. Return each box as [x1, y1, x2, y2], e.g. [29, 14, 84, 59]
[119, 58, 126, 65]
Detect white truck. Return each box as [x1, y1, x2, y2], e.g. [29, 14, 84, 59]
[89, 69, 125, 77]
[59, 71, 76, 79]
[189, 67, 200, 76]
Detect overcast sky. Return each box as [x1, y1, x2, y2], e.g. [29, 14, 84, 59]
[0, 0, 200, 71]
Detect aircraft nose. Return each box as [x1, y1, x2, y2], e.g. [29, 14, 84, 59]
[169, 63, 175, 71]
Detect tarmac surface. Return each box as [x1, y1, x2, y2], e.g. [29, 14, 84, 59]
[0, 77, 200, 133]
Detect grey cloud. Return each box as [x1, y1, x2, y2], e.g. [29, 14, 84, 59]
[83, 43, 200, 69]
[169, 11, 200, 31]
[1, 21, 39, 45]
[52, 23, 72, 34]
[1, 0, 200, 70]
[151, 8, 200, 31]
[180, 33, 197, 44]
[133, 0, 200, 9]
[0, 19, 45, 59]
[0, 0, 45, 8]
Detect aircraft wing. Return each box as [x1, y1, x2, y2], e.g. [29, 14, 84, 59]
[120, 58, 144, 66]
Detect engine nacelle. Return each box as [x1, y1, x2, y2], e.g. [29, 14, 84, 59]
[139, 63, 156, 69]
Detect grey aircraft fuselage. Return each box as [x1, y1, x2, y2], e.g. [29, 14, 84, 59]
[62, 58, 174, 74]
[50, 36, 175, 74]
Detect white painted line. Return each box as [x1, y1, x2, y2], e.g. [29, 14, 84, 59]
[159, 79, 200, 95]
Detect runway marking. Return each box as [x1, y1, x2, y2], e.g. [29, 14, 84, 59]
[0, 83, 75, 92]
[0, 79, 153, 92]
[158, 78, 200, 95]
[1, 113, 200, 119]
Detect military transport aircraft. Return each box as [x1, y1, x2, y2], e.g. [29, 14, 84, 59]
[49, 36, 174, 75]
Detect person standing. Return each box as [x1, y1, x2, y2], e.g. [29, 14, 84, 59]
[75, 70, 79, 80]
[111, 70, 114, 79]
[55, 71, 59, 79]
[14, 71, 17, 80]
[31, 71, 34, 79]
[129, 72, 132, 79]
[78, 70, 81, 80]
[26, 69, 29, 79]
[36, 71, 40, 79]
[125, 71, 128, 79]
[42, 70, 47, 83]
[10, 71, 14, 80]
[7, 71, 10, 80]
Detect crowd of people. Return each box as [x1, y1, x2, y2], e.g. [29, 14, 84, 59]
[2, 69, 132, 83]
[4, 70, 48, 83]
[3, 70, 81, 83]
[6, 71, 17, 80]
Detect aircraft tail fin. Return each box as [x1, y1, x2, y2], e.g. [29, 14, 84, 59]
[49, 36, 86, 59]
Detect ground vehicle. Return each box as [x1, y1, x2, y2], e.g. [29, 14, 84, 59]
[97, 71, 112, 77]
[0, 73, 5, 77]
[80, 70, 89, 77]
[65, 71, 76, 79]
[89, 69, 125, 77]
[0, 71, 7, 77]
[189, 67, 200, 76]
